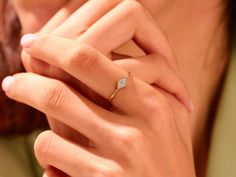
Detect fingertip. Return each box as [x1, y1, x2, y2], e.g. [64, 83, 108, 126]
[21, 33, 37, 48]
[2, 76, 15, 92]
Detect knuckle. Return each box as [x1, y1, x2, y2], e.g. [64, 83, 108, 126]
[93, 164, 123, 177]
[144, 90, 173, 129]
[35, 34, 52, 48]
[112, 128, 144, 149]
[67, 44, 99, 72]
[122, 0, 143, 16]
[38, 34, 51, 42]
[34, 131, 55, 160]
[41, 82, 67, 109]
[144, 90, 169, 117]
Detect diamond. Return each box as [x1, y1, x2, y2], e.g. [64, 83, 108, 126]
[117, 78, 127, 89]
[109, 72, 131, 103]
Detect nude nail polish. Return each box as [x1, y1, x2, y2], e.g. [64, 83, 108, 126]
[2, 76, 14, 92]
[21, 34, 36, 48]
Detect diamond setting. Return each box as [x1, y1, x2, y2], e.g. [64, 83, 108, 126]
[117, 78, 127, 89]
[109, 72, 131, 103]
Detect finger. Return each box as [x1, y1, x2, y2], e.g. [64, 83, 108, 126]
[23, 0, 121, 74]
[21, 51, 110, 110]
[78, 0, 178, 72]
[21, 52, 72, 81]
[32, 0, 177, 73]
[52, 0, 122, 38]
[23, 0, 121, 75]
[115, 54, 193, 112]
[23, 0, 121, 77]
[22, 0, 116, 109]
[3, 73, 123, 146]
[40, 0, 87, 33]
[21, 51, 50, 73]
[21, 0, 87, 73]
[21, 34, 165, 115]
[35, 131, 118, 177]
[47, 116, 90, 147]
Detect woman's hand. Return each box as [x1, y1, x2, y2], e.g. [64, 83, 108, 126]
[20, 0, 193, 146]
[2, 33, 195, 176]
[2, 1, 196, 176]
[22, 0, 191, 110]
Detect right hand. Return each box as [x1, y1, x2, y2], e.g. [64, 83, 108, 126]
[6, 32, 195, 177]
[21, 0, 192, 154]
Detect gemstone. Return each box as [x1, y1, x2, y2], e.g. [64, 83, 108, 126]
[117, 78, 127, 89]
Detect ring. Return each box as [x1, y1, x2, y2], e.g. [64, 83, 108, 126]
[109, 72, 131, 103]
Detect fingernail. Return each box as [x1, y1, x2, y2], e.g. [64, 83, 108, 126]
[21, 33, 36, 48]
[2, 76, 15, 92]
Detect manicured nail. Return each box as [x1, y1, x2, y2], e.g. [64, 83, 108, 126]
[2, 76, 15, 92]
[21, 33, 36, 48]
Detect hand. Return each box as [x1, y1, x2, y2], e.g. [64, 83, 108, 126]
[22, 0, 190, 109]
[2, 33, 195, 176]
[3, 22, 195, 177]
[2, 1, 196, 176]
[20, 0, 193, 147]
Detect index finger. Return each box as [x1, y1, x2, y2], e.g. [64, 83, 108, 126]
[40, 0, 87, 33]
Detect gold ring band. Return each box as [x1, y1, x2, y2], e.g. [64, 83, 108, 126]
[109, 72, 131, 103]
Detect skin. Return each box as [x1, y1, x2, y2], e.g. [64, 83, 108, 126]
[5, 0, 229, 176]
